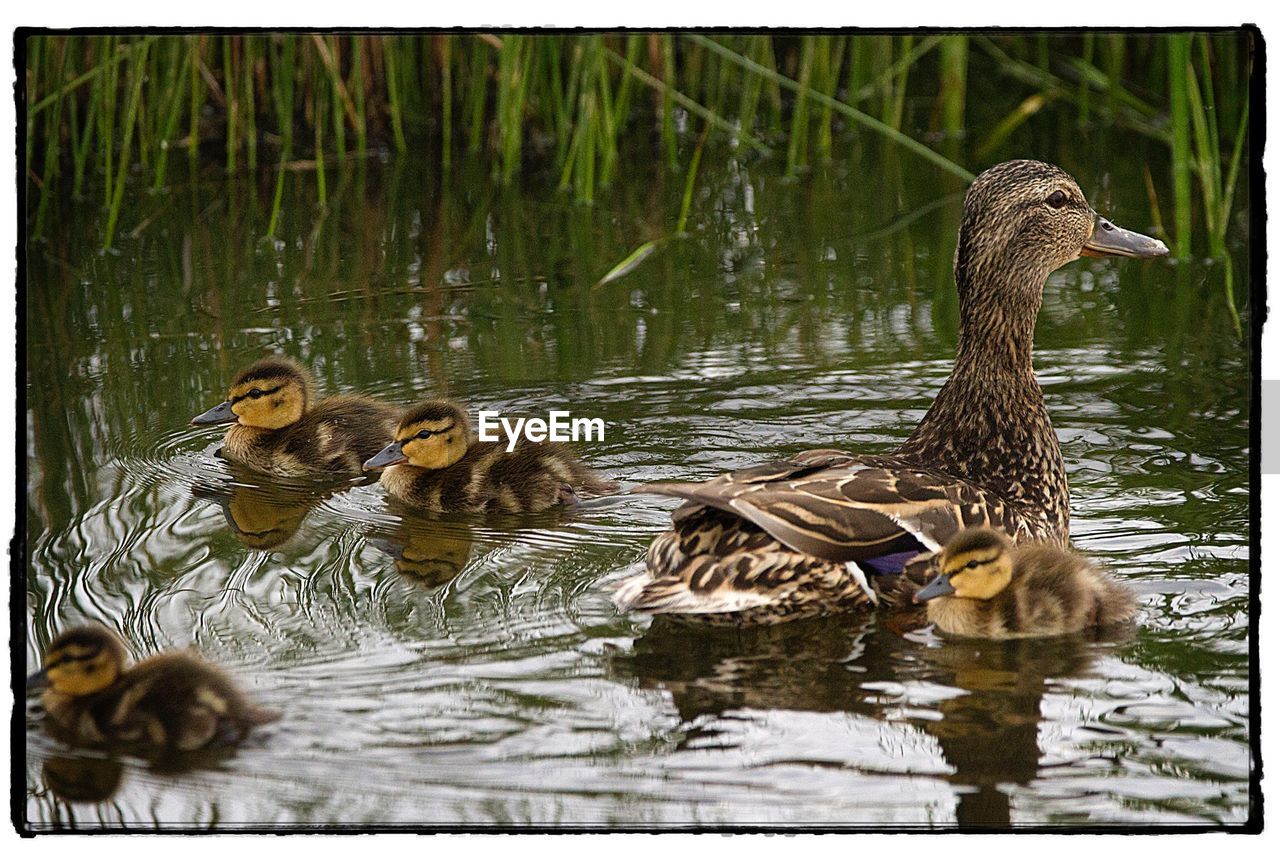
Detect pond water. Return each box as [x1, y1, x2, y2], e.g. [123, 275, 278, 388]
[22, 131, 1252, 827]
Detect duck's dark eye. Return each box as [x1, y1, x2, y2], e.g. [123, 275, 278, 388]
[965, 559, 979, 570]
[248, 389, 264, 399]
[1046, 190, 1069, 209]
[417, 429, 432, 440]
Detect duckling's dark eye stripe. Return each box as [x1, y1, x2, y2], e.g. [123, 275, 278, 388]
[403, 423, 455, 441]
[230, 384, 285, 404]
[954, 554, 999, 572]
[50, 649, 102, 664]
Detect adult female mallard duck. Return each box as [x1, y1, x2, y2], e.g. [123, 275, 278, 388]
[913, 527, 1136, 638]
[27, 624, 279, 751]
[191, 356, 398, 477]
[363, 400, 619, 512]
[614, 160, 1167, 626]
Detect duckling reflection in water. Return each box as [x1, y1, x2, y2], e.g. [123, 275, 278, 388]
[28, 625, 279, 751]
[914, 528, 1136, 639]
[920, 630, 1108, 827]
[364, 400, 618, 513]
[192, 356, 397, 478]
[191, 468, 334, 552]
[39, 755, 124, 804]
[367, 521, 475, 588]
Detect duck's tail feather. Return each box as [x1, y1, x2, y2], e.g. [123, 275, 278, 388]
[611, 571, 773, 615]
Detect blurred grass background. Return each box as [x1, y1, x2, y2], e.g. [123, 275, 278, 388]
[23, 31, 1253, 263]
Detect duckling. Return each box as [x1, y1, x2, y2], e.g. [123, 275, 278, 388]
[363, 400, 619, 512]
[913, 528, 1136, 639]
[192, 356, 398, 477]
[27, 624, 280, 751]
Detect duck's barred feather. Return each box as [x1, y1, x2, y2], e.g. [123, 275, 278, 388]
[621, 452, 1035, 625]
[639, 451, 1042, 558]
[615, 505, 876, 626]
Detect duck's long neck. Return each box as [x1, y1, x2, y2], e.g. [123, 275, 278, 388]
[898, 264, 1068, 541]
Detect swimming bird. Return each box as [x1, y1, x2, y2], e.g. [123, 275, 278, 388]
[27, 624, 279, 751]
[913, 527, 1136, 638]
[363, 400, 619, 512]
[192, 356, 398, 477]
[615, 160, 1167, 626]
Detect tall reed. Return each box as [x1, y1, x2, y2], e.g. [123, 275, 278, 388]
[24, 30, 1253, 287]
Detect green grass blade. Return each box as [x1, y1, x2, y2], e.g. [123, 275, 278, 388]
[687, 33, 972, 181]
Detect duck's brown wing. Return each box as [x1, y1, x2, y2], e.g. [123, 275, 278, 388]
[634, 451, 1022, 563]
[617, 452, 1033, 624]
[613, 502, 882, 624]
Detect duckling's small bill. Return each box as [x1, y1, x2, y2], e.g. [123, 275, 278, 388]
[364, 442, 408, 470]
[1082, 216, 1169, 259]
[913, 572, 956, 603]
[192, 400, 238, 425]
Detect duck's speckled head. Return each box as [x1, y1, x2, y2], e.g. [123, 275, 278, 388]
[952, 160, 1167, 364]
[192, 357, 313, 431]
[364, 400, 471, 472]
[914, 527, 1015, 603]
[28, 624, 128, 697]
[957, 160, 1167, 293]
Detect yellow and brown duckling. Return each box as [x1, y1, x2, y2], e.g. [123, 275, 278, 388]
[27, 624, 280, 751]
[192, 356, 398, 477]
[363, 400, 619, 513]
[913, 528, 1137, 639]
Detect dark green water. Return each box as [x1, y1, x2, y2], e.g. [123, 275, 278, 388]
[23, 134, 1251, 827]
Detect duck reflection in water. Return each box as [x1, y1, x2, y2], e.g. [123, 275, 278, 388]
[190, 465, 340, 551]
[32, 737, 270, 820]
[35, 742, 247, 811]
[615, 615, 1130, 827]
[364, 517, 476, 589]
[39, 754, 124, 805]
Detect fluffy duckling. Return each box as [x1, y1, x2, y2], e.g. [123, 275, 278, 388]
[192, 356, 398, 477]
[913, 528, 1136, 639]
[363, 400, 618, 512]
[27, 624, 280, 751]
